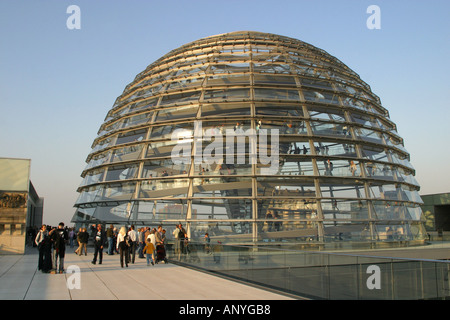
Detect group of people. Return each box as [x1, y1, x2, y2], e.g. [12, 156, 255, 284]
[34, 222, 69, 274]
[34, 222, 196, 273]
[75, 224, 171, 268]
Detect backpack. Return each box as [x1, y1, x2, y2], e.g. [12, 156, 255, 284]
[125, 234, 132, 247]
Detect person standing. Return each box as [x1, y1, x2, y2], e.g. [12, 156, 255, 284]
[204, 233, 211, 254]
[143, 238, 155, 266]
[113, 227, 119, 254]
[127, 225, 138, 264]
[138, 227, 146, 259]
[179, 224, 186, 255]
[106, 224, 115, 255]
[35, 225, 51, 272]
[74, 227, 83, 255]
[155, 225, 164, 246]
[68, 228, 75, 249]
[350, 160, 357, 176]
[117, 227, 129, 268]
[92, 224, 106, 265]
[172, 225, 180, 255]
[79, 227, 89, 256]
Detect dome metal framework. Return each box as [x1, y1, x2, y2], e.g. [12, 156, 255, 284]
[72, 31, 426, 246]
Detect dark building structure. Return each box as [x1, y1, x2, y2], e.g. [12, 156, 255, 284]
[421, 192, 450, 235]
[0, 158, 44, 253]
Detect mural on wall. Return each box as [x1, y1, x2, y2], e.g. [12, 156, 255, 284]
[0, 192, 27, 208]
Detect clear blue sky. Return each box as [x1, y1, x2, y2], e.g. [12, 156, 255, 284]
[1, 0, 449, 226]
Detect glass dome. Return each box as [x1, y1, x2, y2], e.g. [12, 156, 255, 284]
[72, 31, 426, 247]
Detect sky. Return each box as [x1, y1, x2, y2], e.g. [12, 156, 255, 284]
[0, 0, 449, 226]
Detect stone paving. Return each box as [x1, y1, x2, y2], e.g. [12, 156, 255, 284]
[0, 247, 294, 300]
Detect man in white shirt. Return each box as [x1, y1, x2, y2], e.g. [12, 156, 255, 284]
[172, 225, 180, 255]
[127, 225, 138, 264]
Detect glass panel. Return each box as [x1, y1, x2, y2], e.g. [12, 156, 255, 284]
[282, 139, 311, 155]
[258, 119, 305, 134]
[160, 91, 201, 106]
[303, 89, 340, 104]
[150, 122, 195, 140]
[121, 112, 153, 129]
[204, 88, 250, 102]
[310, 121, 351, 138]
[142, 159, 189, 178]
[399, 185, 423, 203]
[85, 151, 111, 170]
[98, 121, 121, 137]
[167, 77, 204, 91]
[111, 105, 130, 118]
[385, 134, 407, 153]
[322, 199, 369, 220]
[363, 162, 395, 180]
[210, 63, 250, 73]
[334, 83, 379, 103]
[105, 165, 139, 181]
[128, 98, 158, 113]
[253, 74, 296, 86]
[192, 177, 252, 197]
[300, 78, 333, 91]
[317, 159, 361, 177]
[354, 127, 384, 144]
[89, 203, 131, 222]
[350, 112, 379, 128]
[256, 177, 316, 197]
[254, 88, 300, 101]
[134, 200, 188, 221]
[372, 201, 409, 221]
[320, 183, 365, 199]
[201, 103, 251, 117]
[116, 129, 147, 145]
[361, 146, 389, 162]
[313, 142, 358, 158]
[146, 140, 190, 158]
[252, 52, 287, 63]
[404, 204, 423, 221]
[308, 105, 346, 122]
[76, 185, 103, 205]
[193, 162, 252, 176]
[374, 223, 413, 241]
[80, 169, 105, 187]
[253, 63, 291, 74]
[91, 136, 115, 154]
[368, 183, 399, 200]
[257, 198, 318, 220]
[199, 120, 252, 134]
[205, 74, 250, 86]
[129, 83, 164, 100]
[389, 150, 414, 170]
[323, 222, 372, 241]
[274, 157, 315, 176]
[395, 167, 420, 186]
[97, 182, 136, 202]
[255, 103, 304, 117]
[189, 220, 253, 241]
[155, 105, 198, 121]
[110, 145, 143, 163]
[139, 179, 188, 198]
